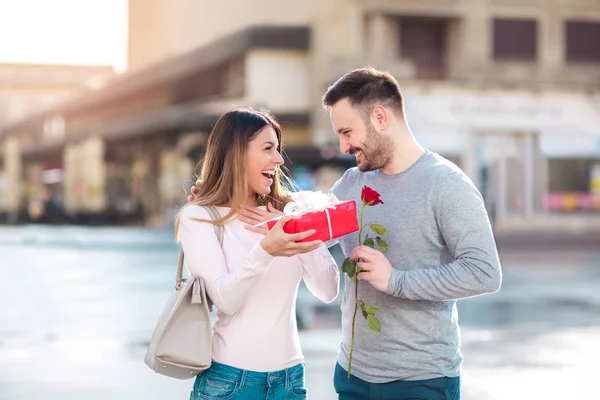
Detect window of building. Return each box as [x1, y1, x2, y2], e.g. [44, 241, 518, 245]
[492, 18, 538, 61]
[565, 21, 600, 63]
[546, 158, 600, 213]
[398, 17, 447, 79]
[548, 159, 593, 192]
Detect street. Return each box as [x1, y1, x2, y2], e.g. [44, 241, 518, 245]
[0, 225, 599, 399]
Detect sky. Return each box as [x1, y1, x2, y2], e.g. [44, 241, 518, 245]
[0, 0, 128, 71]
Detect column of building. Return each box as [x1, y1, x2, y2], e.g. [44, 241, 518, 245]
[62, 136, 107, 217]
[1, 137, 22, 221]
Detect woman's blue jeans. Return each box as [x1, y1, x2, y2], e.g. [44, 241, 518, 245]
[189, 361, 307, 400]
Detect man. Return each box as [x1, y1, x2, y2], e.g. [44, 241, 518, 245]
[191, 67, 502, 400]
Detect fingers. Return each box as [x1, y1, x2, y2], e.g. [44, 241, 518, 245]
[351, 245, 378, 261]
[357, 245, 378, 255]
[282, 240, 323, 256]
[237, 215, 253, 225]
[189, 181, 201, 202]
[288, 229, 317, 242]
[263, 215, 291, 236]
[238, 212, 262, 226]
[271, 217, 318, 242]
[273, 215, 293, 228]
[241, 209, 268, 224]
[357, 270, 372, 282]
[350, 249, 370, 262]
[261, 215, 327, 256]
[294, 240, 323, 254]
[244, 205, 283, 218]
[355, 260, 372, 271]
[243, 224, 268, 236]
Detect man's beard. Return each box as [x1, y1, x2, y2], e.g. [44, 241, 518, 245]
[349, 123, 393, 172]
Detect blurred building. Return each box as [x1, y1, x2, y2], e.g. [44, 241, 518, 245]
[1, 0, 599, 230]
[0, 63, 114, 222]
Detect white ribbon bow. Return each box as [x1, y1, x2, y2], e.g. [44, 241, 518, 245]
[283, 190, 339, 215]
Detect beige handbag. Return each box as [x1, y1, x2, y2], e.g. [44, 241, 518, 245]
[144, 205, 223, 379]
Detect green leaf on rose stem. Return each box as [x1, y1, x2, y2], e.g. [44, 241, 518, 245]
[375, 237, 388, 252]
[370, 223, 388, 236]
[359, 302, 367, 318]
[363, 305, 379, 315]
[343, 259, 358, 280]
[346, 264, 361, 281]
[340, 257, 351, 272]
[341, 258, 356, 280]
[367, 314, 381, 332]
[363, 235, 375, 248]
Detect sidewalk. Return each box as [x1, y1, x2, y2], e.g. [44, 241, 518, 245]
[1, 224, 598, 400]
[299, 326, 599, 400]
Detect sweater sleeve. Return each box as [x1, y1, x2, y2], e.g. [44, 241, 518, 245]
[386, 172, 502, 301]
[296, 244, 340, 303]
[179, 206, 275, 315]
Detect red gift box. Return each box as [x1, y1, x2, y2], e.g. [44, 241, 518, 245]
[266, 200, 359, 242]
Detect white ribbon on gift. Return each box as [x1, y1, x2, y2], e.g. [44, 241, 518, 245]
[254, 190, 339, 240]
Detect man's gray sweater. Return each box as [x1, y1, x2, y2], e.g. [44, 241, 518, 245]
[331, 150, 502, 383]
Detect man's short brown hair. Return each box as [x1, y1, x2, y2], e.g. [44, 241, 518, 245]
[322, 66, 405, 119]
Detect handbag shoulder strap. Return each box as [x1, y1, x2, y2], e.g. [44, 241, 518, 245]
[205, 205, 224, 245]
[175, 205, 224, 290]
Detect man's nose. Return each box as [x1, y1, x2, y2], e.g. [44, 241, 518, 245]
[339, 139, 351, 155]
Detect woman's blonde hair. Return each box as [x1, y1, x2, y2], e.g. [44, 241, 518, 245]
[175, 107, 295, 235]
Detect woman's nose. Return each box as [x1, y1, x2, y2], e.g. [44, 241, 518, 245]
[273, 151, 284, 165]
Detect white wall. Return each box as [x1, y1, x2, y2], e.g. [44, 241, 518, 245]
[403, 88, 600, 157]
[245, 50, 311, 113]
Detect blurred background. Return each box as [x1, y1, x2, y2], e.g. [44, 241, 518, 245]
[0, 0, 599, 399]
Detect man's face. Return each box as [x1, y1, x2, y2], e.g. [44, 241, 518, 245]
[329, 98, 393, 172]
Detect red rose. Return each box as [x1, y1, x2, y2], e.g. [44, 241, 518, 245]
[361, 186, 383, 206]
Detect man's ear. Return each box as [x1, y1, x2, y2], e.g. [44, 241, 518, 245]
[370, 105, 389, 130]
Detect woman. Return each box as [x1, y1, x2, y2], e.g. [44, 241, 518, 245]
[176, 107, 339, 400]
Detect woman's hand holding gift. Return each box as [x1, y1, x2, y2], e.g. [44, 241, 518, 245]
[239, 204, 283, 235]
[258, 216, 322, 257]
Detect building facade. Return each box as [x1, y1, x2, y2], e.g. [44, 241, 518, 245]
[0, 63, 114, 221]
[129, 0, 600, 224]
[1, 0, 599, 229]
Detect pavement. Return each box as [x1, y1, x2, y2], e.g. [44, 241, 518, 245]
[0, 225, 599, 399]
